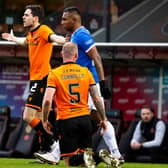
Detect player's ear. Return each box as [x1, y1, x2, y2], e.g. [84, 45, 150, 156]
[33, 16, 39, 23]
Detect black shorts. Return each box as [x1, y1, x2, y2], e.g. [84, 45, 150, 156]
[25, 75, 48, 111]
[57, 115, 93, 156]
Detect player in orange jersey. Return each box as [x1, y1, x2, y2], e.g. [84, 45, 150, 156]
[35, 42, 107, 167]
[1, 4, 65, 154]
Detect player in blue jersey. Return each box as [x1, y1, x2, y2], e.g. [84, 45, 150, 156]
[70, 27, 99, 82]
[62, 6, 110, 107]
[61, 6, 124, 167]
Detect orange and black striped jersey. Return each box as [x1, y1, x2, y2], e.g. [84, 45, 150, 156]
[26, 25, 54, 80]
[47, 62, 96, 120]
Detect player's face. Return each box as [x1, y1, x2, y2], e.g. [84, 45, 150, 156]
[61, 12, 74, 32]
[141, 108, 154, 122]
[22, 9, 35, 28]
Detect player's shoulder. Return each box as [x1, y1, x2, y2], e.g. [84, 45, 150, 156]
[39, 24, 53, 32]
[79, 65, 92, 73]
[40, 24, 50, 29]
[53, 65, 63, 72]
[75, 26, 91, 36]
[50, 66, 62, 75]
[73, 27, 93, 44]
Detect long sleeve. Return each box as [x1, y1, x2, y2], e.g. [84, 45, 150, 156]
[131, 121, 144, 144]
[142, 121, 166, 148]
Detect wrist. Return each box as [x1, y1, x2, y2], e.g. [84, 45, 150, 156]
[12, 36, 17, 42]
[100, 118, 107, 123]
[99, 80, 105, 87]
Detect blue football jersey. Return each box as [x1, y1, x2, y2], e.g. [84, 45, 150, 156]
[70, 26, 99, 83]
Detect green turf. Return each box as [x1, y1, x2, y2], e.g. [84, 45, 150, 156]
[0, 158, 168, 168]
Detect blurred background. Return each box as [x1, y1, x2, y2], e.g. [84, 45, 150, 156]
[0, 0, 145, 36]
[0, 0, 168, 158]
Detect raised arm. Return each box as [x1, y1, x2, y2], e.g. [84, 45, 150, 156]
[49, 34, 65, 45]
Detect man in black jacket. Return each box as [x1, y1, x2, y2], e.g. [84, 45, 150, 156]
[125, 105, 168, 162]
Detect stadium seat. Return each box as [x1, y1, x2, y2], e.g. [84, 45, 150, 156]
[119, 118, 140, 156]
[0, 118, 22, 157]
[106, 109, 123, 141]
[0, 118, 38, 157]
[14, 119, 38, 157]
[0, 106, 11, 150]
[118, 108, 141, 159]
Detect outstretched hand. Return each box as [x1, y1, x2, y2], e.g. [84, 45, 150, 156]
[1, 29, 15, 41]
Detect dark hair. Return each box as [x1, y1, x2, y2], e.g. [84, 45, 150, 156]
[63, 6, 81, 16]
[25, 4, 44, 22]
[141, 105, 155, 113]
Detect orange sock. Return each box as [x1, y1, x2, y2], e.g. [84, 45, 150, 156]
[29, 118, 41, 128]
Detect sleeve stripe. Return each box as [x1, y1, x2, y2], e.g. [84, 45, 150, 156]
[47, 86, 56, 88]
[86, 44, 95, 53]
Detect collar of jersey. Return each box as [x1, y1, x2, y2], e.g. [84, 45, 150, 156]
[63, 62, 76, 65]
[30, 24, 41, 32]
[73, 26, 84, 34]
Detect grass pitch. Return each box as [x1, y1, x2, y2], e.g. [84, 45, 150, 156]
[0, 158, 168, 168]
